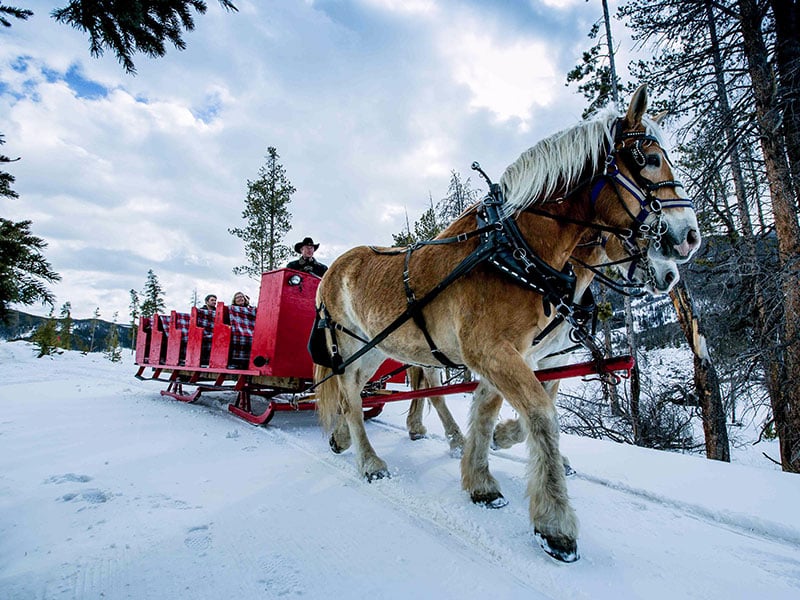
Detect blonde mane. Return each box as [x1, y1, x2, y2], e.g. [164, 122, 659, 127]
[499, 107, 665, 215]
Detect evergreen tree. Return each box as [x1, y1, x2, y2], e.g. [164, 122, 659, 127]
[391, 210, 416, 247]
[0, 4, 31, 28]
[104, 311, 122, 362]
[32, 308, 59, 358]
[51, 1, 238, 74]
[436, 170, 481, 226]
[58, 301, 73, 351]
[140, 270, 166, 317]
[0, 218, 61, 324]
[88, 307, 100, 353]
[129, 289, 140, 351]
[413, 196, 442, 242]
[229, 147, 294, 277]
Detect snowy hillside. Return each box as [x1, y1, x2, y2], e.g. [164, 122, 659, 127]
[1, 341, 798, 599]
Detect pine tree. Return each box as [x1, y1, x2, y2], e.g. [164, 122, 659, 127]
[58, 301, 73, 351]
[32, 308, 59, 358]
[229, 147, 295, 277]
[436, 170, 481, 225]
[0, 4, 32, 28]
[140, 270, 166, 317]
[391, 210, 416, 246]
[88, 307, 100, 353]
[104, 312, 122, 362]
[413, 195, 442, 242]
[0, 217, 61, 324]
[129, 289, 140, 351]
[50, 1, 238, 74]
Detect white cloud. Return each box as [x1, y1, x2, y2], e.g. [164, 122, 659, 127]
[438, 21, 558, 131]
[1, 0, 612, 319]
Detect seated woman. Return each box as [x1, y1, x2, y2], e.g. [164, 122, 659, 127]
[231, 291, 250, 307]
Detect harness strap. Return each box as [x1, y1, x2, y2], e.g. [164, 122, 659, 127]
[403, 246, 462, 368]
[320, 239, 497, 377]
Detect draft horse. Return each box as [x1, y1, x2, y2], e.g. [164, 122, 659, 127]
[313, 86, 700, 562]
[403, 231, 658, 459]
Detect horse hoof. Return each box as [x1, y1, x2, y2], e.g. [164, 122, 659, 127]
[534, 530, 579, 563]
[365, 469, 390, 482]
[471, 491, 508, 509]
[329, 434, 345, 454]
[408, 431, 426, 441]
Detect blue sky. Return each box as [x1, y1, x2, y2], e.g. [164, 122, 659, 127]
[0, 0, 637, 320]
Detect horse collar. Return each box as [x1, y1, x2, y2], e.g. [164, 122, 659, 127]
[477, 187, 577, 317]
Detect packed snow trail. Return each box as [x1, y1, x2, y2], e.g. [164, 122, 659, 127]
[1, 343, 799, 600]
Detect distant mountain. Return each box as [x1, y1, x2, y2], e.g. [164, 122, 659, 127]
[0, 309, 134, 351]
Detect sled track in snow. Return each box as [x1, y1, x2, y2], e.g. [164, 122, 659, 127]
[367, 417, 800, 552]
[256, 423, 557, 593]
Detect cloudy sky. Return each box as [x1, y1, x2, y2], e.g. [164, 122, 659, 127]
[1, 0, 633, 320]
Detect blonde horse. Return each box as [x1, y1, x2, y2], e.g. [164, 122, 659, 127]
[313, 86, 700, 562]
[403, 232, 645, 460]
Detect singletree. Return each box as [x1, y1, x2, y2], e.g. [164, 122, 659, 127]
[229, 147, 295, 277]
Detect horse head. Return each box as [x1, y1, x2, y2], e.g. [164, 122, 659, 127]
[594, 85, 701, 293]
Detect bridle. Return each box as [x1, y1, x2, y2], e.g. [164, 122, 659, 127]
[564, 118, 695, 291]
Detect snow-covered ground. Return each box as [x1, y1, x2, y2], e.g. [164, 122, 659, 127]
[1, 341, 798, 599]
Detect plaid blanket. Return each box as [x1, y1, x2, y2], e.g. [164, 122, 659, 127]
[173, 312, 191, 342]
[158, 314, 171, 333]
[229, 305, 257, 364]
[195, 308, 215, 365]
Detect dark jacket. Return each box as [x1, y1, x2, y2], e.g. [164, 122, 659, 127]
[287, 257, 328, 277]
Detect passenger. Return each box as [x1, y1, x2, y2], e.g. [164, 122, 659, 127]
[203, 294, 217, 311]
[287, 236, 328, 277]
[231, 291, 250, 307]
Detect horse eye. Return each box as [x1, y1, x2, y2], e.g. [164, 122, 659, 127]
[645, 154, 661, 167]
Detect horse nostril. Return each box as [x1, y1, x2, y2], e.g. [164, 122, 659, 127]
[687, 228, 700, 248]
[665, 270, 675, 285]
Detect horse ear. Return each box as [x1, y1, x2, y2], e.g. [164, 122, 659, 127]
[652, 110, 668, 125]
[624, 84, 648, 129]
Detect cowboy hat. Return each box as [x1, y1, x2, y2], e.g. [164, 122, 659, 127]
[294, 237, 320, 253]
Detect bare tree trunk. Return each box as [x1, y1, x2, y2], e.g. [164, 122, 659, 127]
[771, 0, 800, 207]
[624, 296, 643, 445]
[670, 279, 730, 461]
[739, 0, 800, 472]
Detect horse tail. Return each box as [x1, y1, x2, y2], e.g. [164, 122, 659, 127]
[314, 364, 344, 432]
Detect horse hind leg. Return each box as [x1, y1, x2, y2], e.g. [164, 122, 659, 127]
[316, 364, 389, 481]
[406, 367, 465, 456]
[406, 368, 427, 441]
[491, 381, 575, 476]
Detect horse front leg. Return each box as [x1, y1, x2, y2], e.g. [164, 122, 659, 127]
[470, 348, 580, 562]
[461, 382, 506, 507]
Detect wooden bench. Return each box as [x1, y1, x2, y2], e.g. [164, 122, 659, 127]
[135, 316, 151, 364]
[165, 311, 191, 365]
[147, 313, 170, 365]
